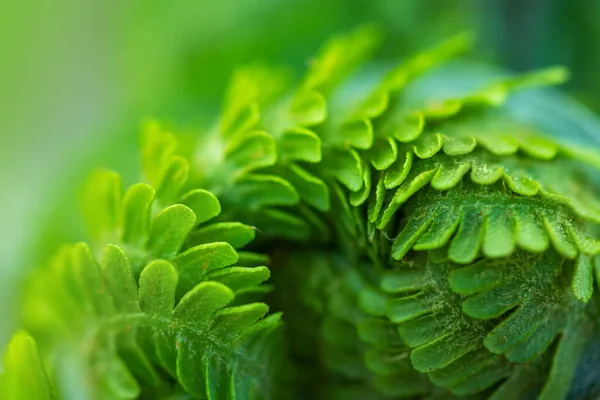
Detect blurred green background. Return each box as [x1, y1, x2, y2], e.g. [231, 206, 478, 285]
[1, 0, 599, 347]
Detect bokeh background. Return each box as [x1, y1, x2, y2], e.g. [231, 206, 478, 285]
[1, 0, 600, 349]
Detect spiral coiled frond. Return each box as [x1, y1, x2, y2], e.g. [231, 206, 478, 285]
[3, 27, 600, 400]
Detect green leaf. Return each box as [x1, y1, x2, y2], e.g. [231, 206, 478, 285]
[390, 112, 424, 143]
[391, 212, 435, 260]
[543, 216, 578, 259]
[223, 102, 261, 139]
[385, 32, 473, 89]
[225, 130, 277, 172]
[482, 208, 516, 258]
[141, 121, 177, 187]
[421, 99, 462, 119]
[283, 163, 330, 211]
[244, 208, 311, 241]
[0, 332, 52, 400]
[448, 360, 511, 395]
[503, 173, 540, 196]
[338, 118, 373, 149]
[139, 259, 178, 318]
[442, 135, 476, 156]
[236, 251, 270, 267]
[71, 242, 113, 315]
[377, 167, 436, 230]
[397, 314, 454, 348]
[470, 160, 504, 184]
[513, 208, 549, 253]
[205, 356, 232, 400]
[101, 245, 139, 313]
[365, 347, 413, 375]
[414, 209, 461, 251]
[279, 127, 321, 162]
[427, 348, 505, 388]
[448, 208, 485, 264]
[138, 260, 179, 378]
[538, 318, 592, 400]
[176, 343, 208, 398]
[174, 242, 238, 298]
[211, 303, 269, 342]
[102, 353, 141, 399]
[413, 133, 443, 159]
[357, 318, 403, 346]
[430, 159, 471, 190]
[450, 252, 570, 358]
[384, 151, 413, 189]
[146, 205, 196, 259]
[180, 189, 221, 225]
[290, 90, 327, 126]
[349, 160, 372, 206]
[409, 330, 481, 373]
[301, 24, 380, 94]
[320, 149, 364, 191]
[234, 174, 299, 208]
[506, 318, 563, 363]
[156, 156, 189, 206]
[206, 266, 270, 292]
[359, 88, 388, 118]
[121, 183, 155, 247]
[571, 254, 593, 302]
[382, 257, 489, 375]
[187, 222, 256, 249]
[174, 282, 235, 396]
[366, 137, 398, 171]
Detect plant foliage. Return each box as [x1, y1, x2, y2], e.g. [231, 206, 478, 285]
[3, 27, 600, 400]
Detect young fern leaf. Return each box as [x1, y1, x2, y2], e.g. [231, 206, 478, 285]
[0, 332, 52, 400]
[21, 214, 280, 399]
[279, 251, 432, 399]
[9, 27, 600, 400]
[14, 123, 286, 399]
[240, 28, 600, 399]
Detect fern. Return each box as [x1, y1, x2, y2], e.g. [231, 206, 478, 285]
[10, 125, 287, 399]
[3, 27, 600, 399]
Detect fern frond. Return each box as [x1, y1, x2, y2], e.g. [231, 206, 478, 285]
[8, 26, 600, 400]
[210, 27, 600, 399]
[18, 128, 288, 399]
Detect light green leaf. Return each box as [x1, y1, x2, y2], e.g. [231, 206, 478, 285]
[0, 332, 52, 400]
[139, 260, 178, 318]
[146, 205, 196, 259]
[211, 303, 269, 342]
[121, 183, 155, 246]
[384, 151, 413, 189]
[571, 255, 593, 302]
[391, 112, 424, 143]
[234, 174, 299, 208]
[180, 189, 221, 226]
[206, 266, 270, 292]
[413, 133, 443, 159]
[156, 156, 189, 206]
[141, 121, 177, 187]
[174, 242, 238, 298]
[101, 245, 139, 313]
[290, 90, 327, 126]
[279, 127, 322, 162]
[225, 130, 277, 172]
[339, 118, 373, 149]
